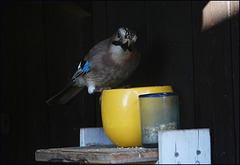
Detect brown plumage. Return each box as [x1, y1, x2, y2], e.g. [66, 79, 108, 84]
[46, 27, 140, 105]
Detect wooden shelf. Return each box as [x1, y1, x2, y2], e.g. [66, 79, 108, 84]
[35, 145, 158, 164]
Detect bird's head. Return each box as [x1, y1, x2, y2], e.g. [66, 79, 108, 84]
[112, 27, 137, 51]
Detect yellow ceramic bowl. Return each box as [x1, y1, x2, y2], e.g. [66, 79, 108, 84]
[101, 86, 173, 147]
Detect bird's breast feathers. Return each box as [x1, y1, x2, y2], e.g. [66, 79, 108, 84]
[109, 44, 133, 65]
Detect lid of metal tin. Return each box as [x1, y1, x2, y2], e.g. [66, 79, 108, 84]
[139, 92, 178, 98]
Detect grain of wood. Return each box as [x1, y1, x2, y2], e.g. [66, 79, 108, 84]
[35, 146, 158, 164]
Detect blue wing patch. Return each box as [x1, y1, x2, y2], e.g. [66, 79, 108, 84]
[82, 61, 91, 73]
[72, 61, 91, 80]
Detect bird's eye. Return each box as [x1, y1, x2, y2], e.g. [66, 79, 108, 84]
[117, 32, 121, 38]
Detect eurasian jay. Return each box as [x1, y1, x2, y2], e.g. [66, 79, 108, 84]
[46, 27, 140, 105]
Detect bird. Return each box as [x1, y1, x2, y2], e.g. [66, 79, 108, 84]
[46, 27, 140, 105]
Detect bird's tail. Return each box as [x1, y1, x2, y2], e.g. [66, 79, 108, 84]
[45, 81, 84, 105]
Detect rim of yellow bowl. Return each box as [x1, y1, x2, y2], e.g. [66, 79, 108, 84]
[102, 85, 172, 91]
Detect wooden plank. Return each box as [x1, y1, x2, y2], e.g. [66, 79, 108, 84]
[1, 1, 49, 163]
[158, 129, 211, 164]
[56, 1, 91, 19]
[43, 1, 97, 148]
[35, 147, 158, 164]
[192, 1, 236, 163]
[92, 1, 107, 43]
[145, 1, 194, 129]
[202, 1, 230, 31]
[230, 1, 239, 164]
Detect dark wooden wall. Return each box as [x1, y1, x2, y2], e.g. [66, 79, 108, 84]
[1, 1, 239, 164]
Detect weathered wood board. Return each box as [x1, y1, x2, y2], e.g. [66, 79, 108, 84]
[35, 146, 158, 164]
[158, 129, 211, 164]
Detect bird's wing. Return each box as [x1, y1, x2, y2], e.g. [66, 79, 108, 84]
[46, 60, 92, 105]
[83, 39, 109, 62]
[72, 39, 107, 80]
[72, 61, 92, 80]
